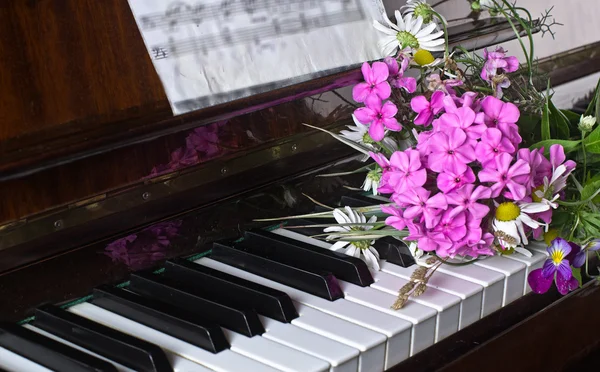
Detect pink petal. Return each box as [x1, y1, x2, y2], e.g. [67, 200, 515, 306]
[430, 91, 446, 113]
[383, 57, 399, 75]
[383, 117, 401, 131]
[455, 107, 476, 127]
[374, 83, 391, 100]
[409, 168, 428, 188]
[508, 159, 531, 178]
[428, 153, 448, 173]
[481, 96, 503, 120]
[446, 128, 467, 149]
[478, 168, 500, 183]
[498, 102, 520, 124]
[550, 144, 566, 169]
[381, 101, 398, 118]
[439, 113, 460, 128]
[414, 110, 433, 126]
[469, 203, 490, 220]
[371, 62, 390, 84]
[503, 56, 520, 73]
[454, 144, 476, 164]
[360, 62, 373, 83]
[528, 269, 554, 294]
[390, 151, 408, 170]
[397, 77, 417, 93]
[437, 172, 457, 193]
[406, 149, 422, 171]
[352, 83, 371, 103]
[496, 152, 513, 172]
[427, 192, 448, 210]
[354, 107, 376, 124]
[364, 95, 383, 110]
[369, 121, 385, 141]
[411, 96, 430, 114]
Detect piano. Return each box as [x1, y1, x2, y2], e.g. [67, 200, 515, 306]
[0, 1, 599, 371]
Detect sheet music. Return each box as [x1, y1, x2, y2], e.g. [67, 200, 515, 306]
[127, 0, 387, 115]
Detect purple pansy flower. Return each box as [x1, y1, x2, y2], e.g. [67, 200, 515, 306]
[528, 238, 579, 295]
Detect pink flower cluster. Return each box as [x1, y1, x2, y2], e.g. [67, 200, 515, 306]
[353, 57, 416, 141]
[376, 89, 571, 258]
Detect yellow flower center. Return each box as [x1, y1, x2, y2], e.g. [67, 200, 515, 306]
[531, 185, 544, 202]
[353, 240, 371, 250]
[414, 49, 435, 66]
[550, 250, 564, 265]
[495, 202, 521, 222]
[544, 229, 559, 246]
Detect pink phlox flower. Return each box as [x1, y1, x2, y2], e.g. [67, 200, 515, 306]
[481, 96, 520, 127]
[446, 184, 492, 220]
[497, 122, 523, 149]
[478, 152, 531, 200]
[394, 187, 448, 229]
[458, 232, 496, 258]
[437, 163, 476, 193]
[475, 127, 516, 166]
[369, 152, 395, 194]
[411, 91, 445, 126]
[517, 147, 551, 190]
[381, 204, 408, 231]
[168, 147, 199, 171]
[387, 149, 428, 193]
[432, 209, 468, 243]
[354, 97, 401, 141]
[352, 62, 392, 103]
[481, 47, 519, 82]
[406, 222, 452, 253]
[449, 217, 486, 258]
[438, 107, 486, 144]
[384, 57, 416, 93]
[428, 128, 476, 173]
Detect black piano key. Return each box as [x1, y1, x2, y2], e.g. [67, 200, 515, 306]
[129, 272, 265, 337]
[34, 305, 174, 372]
[325, 195, 417, 268]
[243, 230, 374, 286]
[212, 242, 344, 301]
[164, 259, 299, 323]
[0, 322, 118, 372]
[89, 286, 229, 353]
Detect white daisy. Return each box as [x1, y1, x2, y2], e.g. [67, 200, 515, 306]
[324, 207, 381, 269]
[373, 11, 445, 56]
[401, 0, 445, 27]
[492, 201, 551, 257]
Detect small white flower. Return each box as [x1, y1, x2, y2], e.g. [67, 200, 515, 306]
[492, 201, 551, 256]
[373, 11, 445, 56]
[579, 115, 597, 133]
[362, 169, 382, 195]
[324, 207, 381, 270]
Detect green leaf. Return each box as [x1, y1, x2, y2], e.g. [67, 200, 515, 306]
[561, 109, 582, 126]
[572, 267, 582, 288]
[541, 84, 551, 141]
[584, 125, 600, 153]
[581, 180, 600, 202]
[585, 78, 600, 117]
[548, 99, 570, 139]
[302, 123, 372, 155]
[530, 139, 581, 154]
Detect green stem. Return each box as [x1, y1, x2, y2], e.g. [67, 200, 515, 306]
[568, 213, 580, 241]
[432, 11, 449, 58]
[558, 187, 600, 207]
[582, 131, 588, 184]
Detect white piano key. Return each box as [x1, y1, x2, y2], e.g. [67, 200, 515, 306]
[336, 279, 437, 355]
[271, 228, 334, 250]
[260, 316, 359, 372]
[437, 263, 505, 317]
[473, 256, 527, 305]
[380, 262, 483, 330]
[501, 250, 547, 294]
[369, 270, 461, 342]
[528, 241, 549, 256]
[68, 302, 279, 372]
[222, 328, 329, 372]
[197, 257, 408, 371]
[0, 346, 54, 372]
[24, 325, 134, 372]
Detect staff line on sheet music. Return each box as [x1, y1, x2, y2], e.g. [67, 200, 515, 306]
[151, 9, 364, 58]
[139, 0, 355, 30]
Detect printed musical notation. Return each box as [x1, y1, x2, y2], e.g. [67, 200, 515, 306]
[127, 0, 386, 115]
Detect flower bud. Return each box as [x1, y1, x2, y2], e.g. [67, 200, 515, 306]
[579, 115, 597, 133]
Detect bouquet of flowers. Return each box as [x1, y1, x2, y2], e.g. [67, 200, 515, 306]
[263, 0, 600, 307]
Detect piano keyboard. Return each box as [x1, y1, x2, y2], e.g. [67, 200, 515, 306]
[0, 199, 549, 372]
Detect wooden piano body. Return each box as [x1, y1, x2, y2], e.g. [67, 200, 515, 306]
[0, 1, 599, 371]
